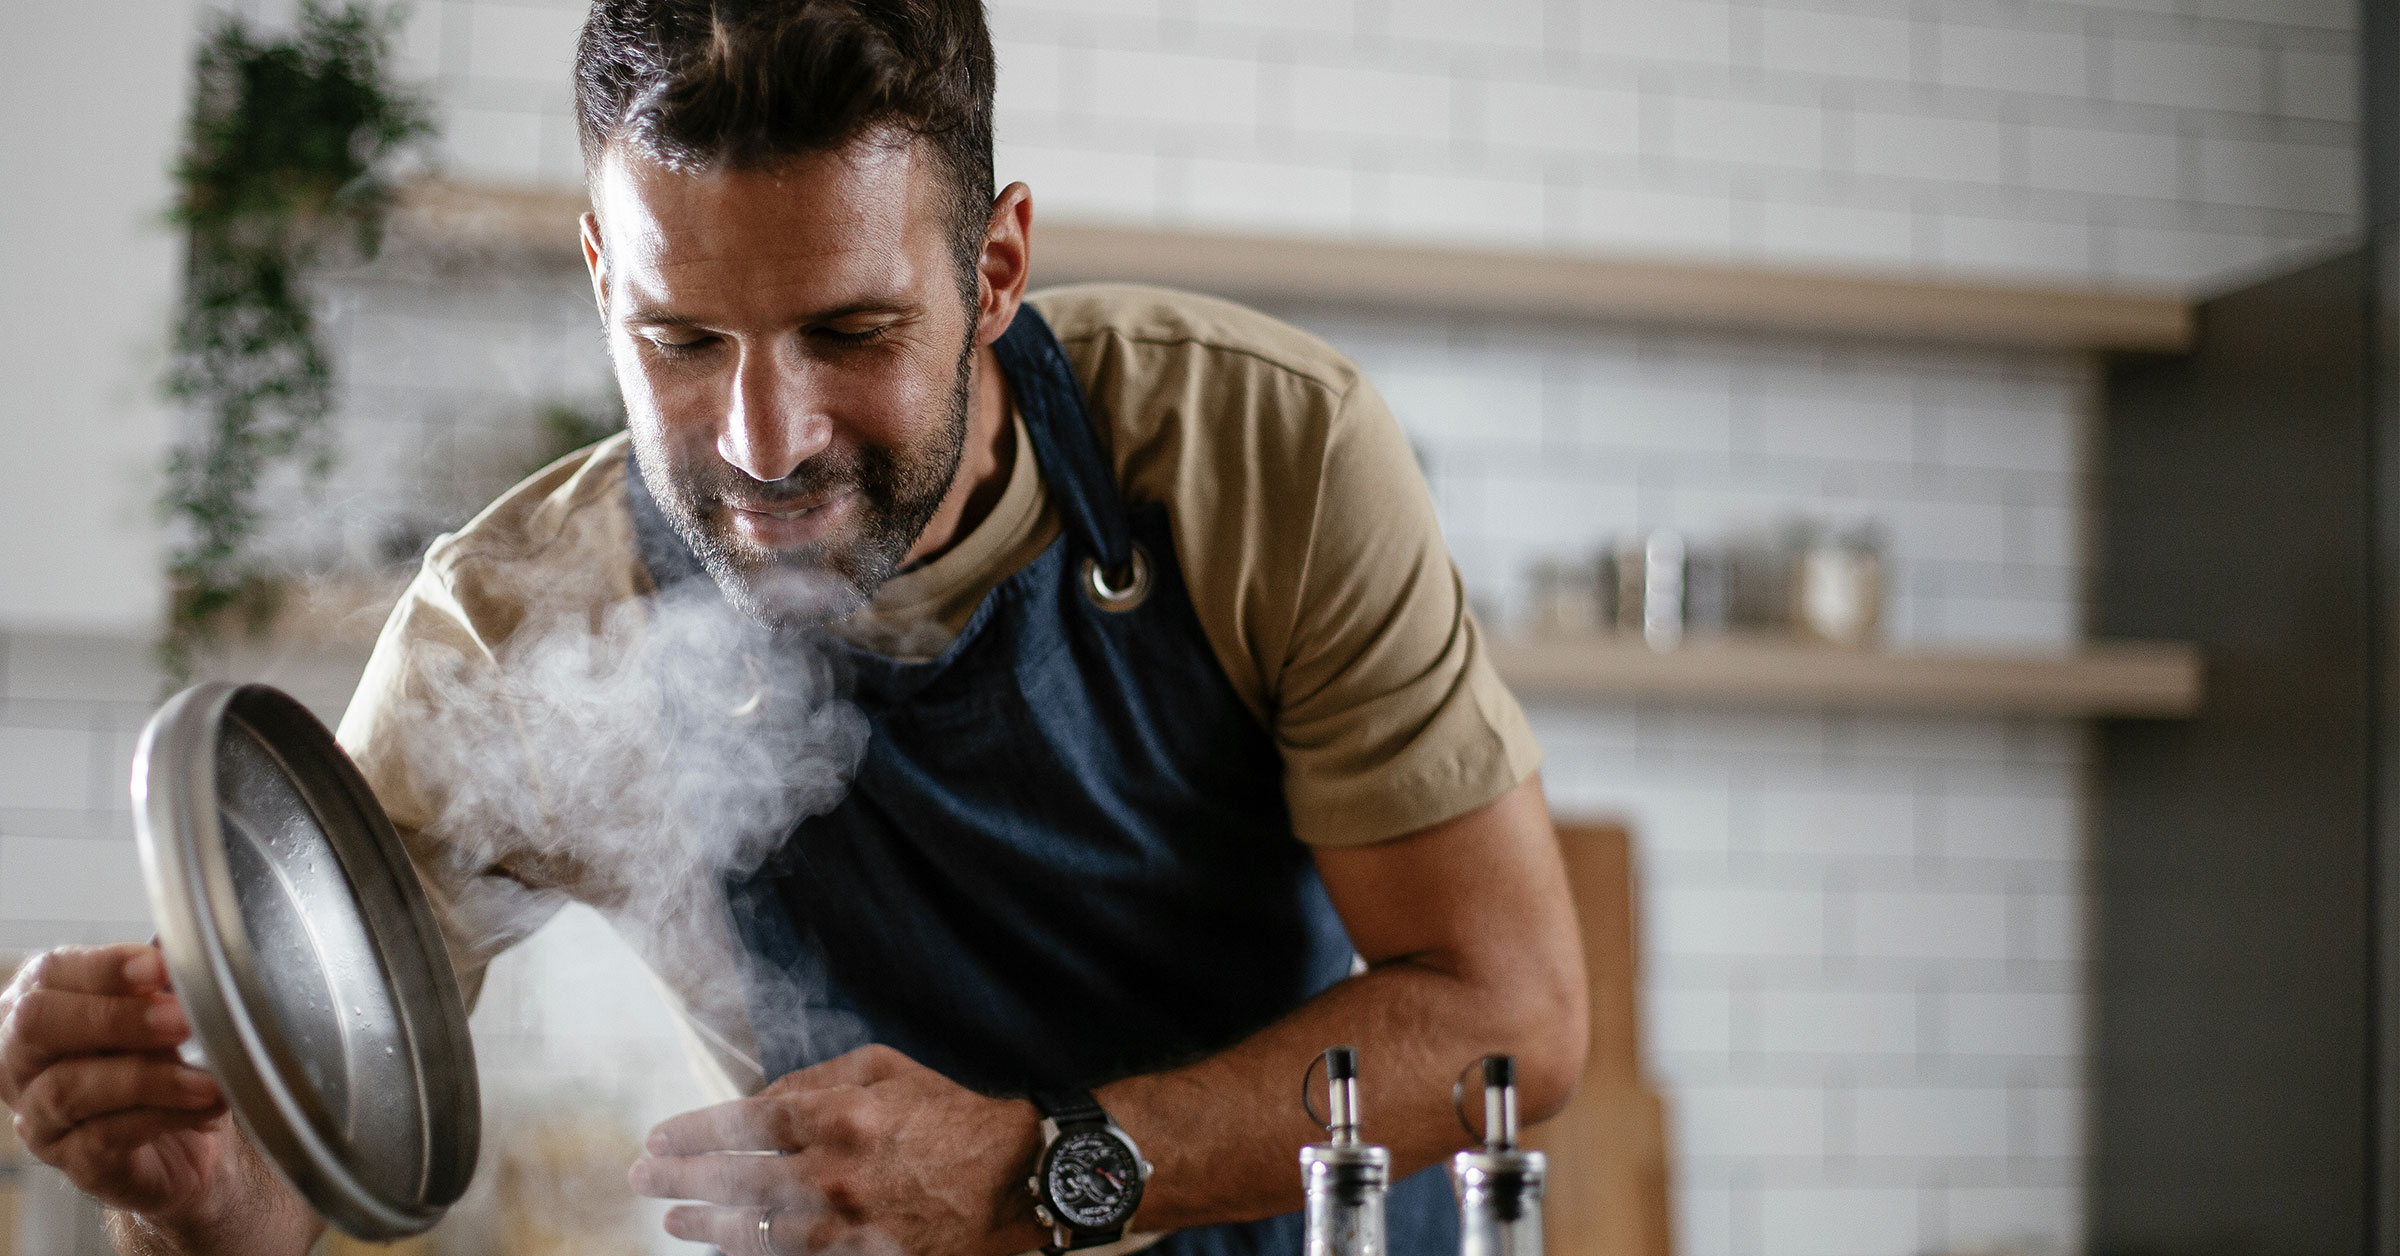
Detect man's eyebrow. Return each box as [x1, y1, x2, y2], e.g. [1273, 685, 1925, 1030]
[619, 298, 917, 328]
[622, 306, 711, 329]
[800, 297, 919, 324]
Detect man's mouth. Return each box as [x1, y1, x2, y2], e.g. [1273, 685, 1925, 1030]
[725, 491, 853, 550]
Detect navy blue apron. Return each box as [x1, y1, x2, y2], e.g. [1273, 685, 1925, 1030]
[628, 306, 1457, 1256]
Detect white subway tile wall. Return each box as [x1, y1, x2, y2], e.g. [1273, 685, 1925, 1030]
[327, 0, 2361, 283]
[1322, 300, 2097, 1253]
[0, 635, 159, 956]
[3, 2, 2361, 1254]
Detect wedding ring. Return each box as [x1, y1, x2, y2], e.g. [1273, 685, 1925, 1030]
[758, 1204, 787, 1256]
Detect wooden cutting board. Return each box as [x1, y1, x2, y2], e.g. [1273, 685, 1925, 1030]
[1520, 822, 1674, 1256]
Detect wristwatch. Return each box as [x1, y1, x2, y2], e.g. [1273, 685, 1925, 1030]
[1026, 1089, 1151, 1253]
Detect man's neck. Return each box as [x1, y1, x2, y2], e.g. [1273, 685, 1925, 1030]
[901, 341, 1014, 569]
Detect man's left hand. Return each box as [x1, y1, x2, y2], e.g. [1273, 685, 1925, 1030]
[629, 1043, 1045, 1256]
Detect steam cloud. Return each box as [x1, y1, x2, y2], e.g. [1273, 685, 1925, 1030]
[390, 574, 872, 1070]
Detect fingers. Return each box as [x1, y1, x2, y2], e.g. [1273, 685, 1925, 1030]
[13, 1054, 222, 1152]
[45, 1107, 228, 1204]
[646, 1044, 912, 1157]
[632, 1148, 808, 1207]
[664, 1204, 784, 1256]
[2, 943, 179, 1090]
[11, 944, 169, 999]
[646, 1096, 790, 1156]
[2, 988, 192, 1096]
[647, 1084, 851, 1156]
[663, 1199, 894, 1256]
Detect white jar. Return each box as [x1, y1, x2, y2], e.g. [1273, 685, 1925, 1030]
[1795, 543, 1883, 646]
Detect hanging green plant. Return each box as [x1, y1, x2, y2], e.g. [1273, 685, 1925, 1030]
[160, 0, 432, 678]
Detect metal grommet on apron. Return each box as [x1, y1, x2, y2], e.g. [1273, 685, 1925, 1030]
[1081, 542, 1152, 612]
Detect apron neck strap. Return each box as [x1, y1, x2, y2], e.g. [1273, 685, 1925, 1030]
[991, 304, 1134, 570]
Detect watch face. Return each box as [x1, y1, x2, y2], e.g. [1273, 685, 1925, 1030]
[1042, 1128, 1144, 1229]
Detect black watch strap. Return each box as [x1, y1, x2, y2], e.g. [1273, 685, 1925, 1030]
[1031, 1089, 1106, 1128]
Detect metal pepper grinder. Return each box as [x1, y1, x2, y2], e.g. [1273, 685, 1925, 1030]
[1301, 1045, 1389, 1256]
[1450, 1056, 1546, 1256]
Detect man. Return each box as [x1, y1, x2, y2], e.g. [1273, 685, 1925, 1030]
[0, 2, 1587, 1254]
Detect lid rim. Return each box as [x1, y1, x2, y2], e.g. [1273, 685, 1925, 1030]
[132, 682, 477, 1241]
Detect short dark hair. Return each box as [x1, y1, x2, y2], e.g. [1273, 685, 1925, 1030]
[574, 0, 996, 286]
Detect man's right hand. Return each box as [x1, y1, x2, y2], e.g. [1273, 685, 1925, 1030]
[0, 943, 244, 1227]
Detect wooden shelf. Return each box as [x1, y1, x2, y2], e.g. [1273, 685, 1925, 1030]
[276, 575, 410, 650]
[255, 571, 2202, 717]
[392, 180, 2195, 353]
[1032, 222, 2194, 353]
[203, 575, 411, 658]
[389, 179, 588, 257]
[1489, 634, 2203, 717]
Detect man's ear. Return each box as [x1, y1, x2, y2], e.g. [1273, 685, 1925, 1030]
[973, 182, 1034, 348]
[580, 209, 609, 327]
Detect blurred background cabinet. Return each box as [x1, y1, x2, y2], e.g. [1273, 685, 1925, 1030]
[2087, 5, 2400, 1253]
[2095, 243, 2379, 1256]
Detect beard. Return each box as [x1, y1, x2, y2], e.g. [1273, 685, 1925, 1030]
[634, 337, 976, 628]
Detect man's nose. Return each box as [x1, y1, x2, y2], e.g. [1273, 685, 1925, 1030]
[718, 342, 831, 482]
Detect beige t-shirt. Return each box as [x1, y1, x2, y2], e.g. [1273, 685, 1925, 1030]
[335, 283, 1540, 1095]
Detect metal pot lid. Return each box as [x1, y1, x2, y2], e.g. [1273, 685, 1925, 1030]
[131, 682, 478, 1240]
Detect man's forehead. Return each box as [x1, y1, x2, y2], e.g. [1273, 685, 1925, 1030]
[592, 138, 945, 305]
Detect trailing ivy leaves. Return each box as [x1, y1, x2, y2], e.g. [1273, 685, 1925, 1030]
[161, 1, 431, 679]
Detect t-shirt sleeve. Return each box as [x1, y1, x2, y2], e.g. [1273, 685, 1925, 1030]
[333, 559, 568, 1012]
[1269, 374, 1541, 846]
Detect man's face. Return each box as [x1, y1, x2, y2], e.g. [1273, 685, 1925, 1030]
[587, 137, 977, 626]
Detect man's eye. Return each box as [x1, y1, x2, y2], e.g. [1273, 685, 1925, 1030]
[817, 324, 892, 347]
[641, 333, 715, 357]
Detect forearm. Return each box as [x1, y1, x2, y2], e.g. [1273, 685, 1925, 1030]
[624, 783, 1583, 1256]
[1100, 948, 1585, 1234]
[104, 1137, 322, 1256]
[106, 1212, 320, 1256]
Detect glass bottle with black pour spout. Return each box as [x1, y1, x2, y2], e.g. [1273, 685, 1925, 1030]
[1450, 1056, 1546, 1256]
[1300, 1046, 1389, 1256]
